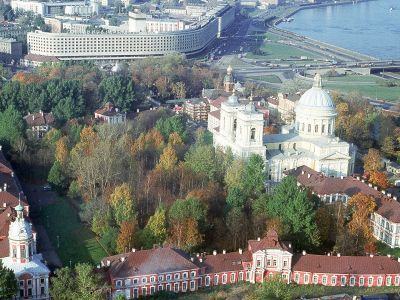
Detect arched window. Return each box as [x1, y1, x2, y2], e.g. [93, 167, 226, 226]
[315, 125, 318, 133]
[308, 124, 311, 133]
[233, 119, 237, 132]
[328, 124, 331, 134]
[322, 124, 325, 133]
[250, 128, 256, 140]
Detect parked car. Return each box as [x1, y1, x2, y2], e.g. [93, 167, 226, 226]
[43, 184, 52, 191]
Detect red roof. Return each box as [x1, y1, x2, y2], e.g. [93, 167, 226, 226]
[209, 96, 227, 109]
[24, 112, 54, 127]
[288, 166, 400, 223]
[102, 246, 199, 279]
[202, 251, 251, 273]
[23, 53, 59, 63]
[95, 102, 125, 117]
[208, 110, 221, 119]
[293, 253, 400, 275]
[248, 230, 292, 253]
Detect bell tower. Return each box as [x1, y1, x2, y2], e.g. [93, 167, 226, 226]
[223, 65, 235, 93]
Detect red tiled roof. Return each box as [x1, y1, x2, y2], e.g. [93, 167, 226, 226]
[248, 230, 292, 253]
[102, 246, 199, 279]
[95, 102, 124, 117]
[202, 251, 251, 274]
[208, 110, 221, 119]
[209, 96, 227, 109]
[287, 166, 400, 223]
[24, 112, 54, 127]
[292, 253, 400, 274]
[23, 53, 59, 63]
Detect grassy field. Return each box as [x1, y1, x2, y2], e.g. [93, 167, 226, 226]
[40, 199, 107, 266]
[247, 43, 320, 60]
[249, 75, 282, 83]
[325, 74, 384, 83]
[376, 241, 400, 258]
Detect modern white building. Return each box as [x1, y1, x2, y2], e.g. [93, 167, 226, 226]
[208, 73, 356, 182]
[11, 0, 99, 16]
[26, 5, 235, 61]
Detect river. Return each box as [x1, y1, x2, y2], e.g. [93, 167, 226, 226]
[278, 0, 400, 59]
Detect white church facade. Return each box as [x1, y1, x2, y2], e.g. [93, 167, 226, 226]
[208, 73, 356, 182]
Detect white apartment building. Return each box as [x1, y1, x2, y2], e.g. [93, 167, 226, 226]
[27, 5, 235, 61]
[11, 0, 99, 16]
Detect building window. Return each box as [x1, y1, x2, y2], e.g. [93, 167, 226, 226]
[313, 275, 318, 284]
[350, 277, 355, 286]
[174, 273, 180, 280]
[322, 276, 327, 285]
[315, 125, 318, 133]
[174, 283, 179, 292]
[233, 119, 237, 131]
[341, 276, 346, 286]
[142, 287, 147, 296]
[190, 271, 196, 278]
[158, 285, 163, 291]
[257, 259, 261, 267]
[359, 277, 365, 286]
[308, 124, 311, 133]
[283, 260, 288, 267]
[266, 259, 271, 266]
[273, 260, 277, 266]
[322, 124, 325, 133]
[395, 276, 400, 286]
[222, 274, 227, 284]
[230, 273, 235, 283]
[182, 272, 188, 279]
[294, 273, 300, 283]
[378, 277, 383, 286]
[115, 280, 122, 287]
[166, 275, 171, 281]
[142, 277, 147, 284]
[386, 276, 392, 286]
[150, 276, 156, 283]
[368, 277, 373, 286]
[182, 282, 187, 291]
[19, 281, 24, 287]
[150, 286, 155, 295]
[328, 124, 331, 134]
[166, 284, 171, 291]
[331, 276, 337, 285]
[190, 280, 195, 290]
[246, 271, 251, 281]
[239, 272, 244, 281]
[158, 275, 163, 281]
[214, 275, 219, 285]
[205, 276, 210, 286]
[250, 128, 256, 141]
[133, 278, 139, 284]
[302, 123, 305, 131]
[304, 274, 309, 284]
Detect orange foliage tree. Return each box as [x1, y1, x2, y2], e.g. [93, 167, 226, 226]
[369, 171, 390, 189]
[116, 221, 137, 253]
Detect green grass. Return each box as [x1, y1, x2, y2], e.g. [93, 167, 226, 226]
[376, 241, 400, 258]
[249, 75, 282, 83]
[325, 82, 400, 102]
[325, 74, 384, 83]
[40, 199, 107, 266]
[248, 42, 321, 60]
[263, 31, 282, 42]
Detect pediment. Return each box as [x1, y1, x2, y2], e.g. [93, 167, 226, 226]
[320, 152, 351, 161]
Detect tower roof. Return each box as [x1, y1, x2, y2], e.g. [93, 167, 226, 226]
[297, 73, 335, 109]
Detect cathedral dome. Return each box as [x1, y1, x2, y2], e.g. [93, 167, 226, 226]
[9, 204, 32, 242]
[226, 91, 239, 105]
[297, 74, 335, 112]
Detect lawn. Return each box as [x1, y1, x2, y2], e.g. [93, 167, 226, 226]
[325, 82, 400, 102]
[325, 74, 384, 83]
[40, 199, 107, 266]
[249, 75, 282, 83]
[376, 241, 400, 258]
[247, 43, 320, 60]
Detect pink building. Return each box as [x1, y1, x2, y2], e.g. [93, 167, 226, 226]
[101, 230, 400, 299]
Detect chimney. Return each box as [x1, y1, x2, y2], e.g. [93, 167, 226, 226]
[3, 203, 6, 208]
[132, 248, 136, 252]
[199, 258, 203, 263]
[32, 115, 35, 121]
[370, 254, 374, 258]
[387, 254, 391, 258]
[368, 183, 373, 187]
[327, 253, 331, 256]
[302, 250, 306, 255]
[340, 176, 344, 179]
[382, 190, 386, 195]
[0, 145, 2, 151]
[397, 257, 400, 263]
[388, 193, 392, 197]
[213, 250, 217, 256]
[121, 257, 125, 262]
[374, 186, 378, 190]
[301, 170, 305, 175]
[223, 250, 226, 254]
[40, 110, 43, 116]
[11, 172, 14, 177]
[3, 183, 6, 191]
[394, 196, 398, 201]
[307, 174, 311, 178]
[115, 108, 119, 113]
[257, 237, 261, 241]
[7, 213, 10, 217]
[356, 176, 360, 180]
[239, 248, 243, 254]
[288, 243, 292, 248]
[107, 260, 110, 266]
[337, 253, 341, 257]
[361, 179, 365, 183]
[196, 253, 200, 257]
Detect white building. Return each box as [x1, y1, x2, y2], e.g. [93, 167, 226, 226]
[94, 102, 126, 124]
[208, 73, 356, 182]
[11, 0, 99, 16]
[1, 203, 50, 299]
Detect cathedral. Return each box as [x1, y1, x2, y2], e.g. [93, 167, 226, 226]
[208, 71, 356, 182]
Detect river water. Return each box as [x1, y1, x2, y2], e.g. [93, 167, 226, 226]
[278, 0, 400, 59]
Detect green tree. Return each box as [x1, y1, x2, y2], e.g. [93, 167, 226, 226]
[226, 187, 246, 210]
[144, 206, 167, 245]
[243, 154, 265, 198]
[98, 75, 136, 112]
[73, 263, 106, 300]
[50, 267, 75, 300]
[267, 176, 320, 250]
[155, 115, 187, 141]
[100, 227, 118, 254]
[184, 144, 217, 181]
[48, 161, 67, 191]
[0, 261, 18, 300]
[0, 106, 25, 150]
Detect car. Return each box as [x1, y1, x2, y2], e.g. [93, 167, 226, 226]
[43, 184, 52, 191]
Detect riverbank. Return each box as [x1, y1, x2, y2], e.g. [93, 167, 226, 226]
[268, 0, 379, 61]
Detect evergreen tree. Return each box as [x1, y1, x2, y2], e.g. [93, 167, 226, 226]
[0, 261, 18, 300]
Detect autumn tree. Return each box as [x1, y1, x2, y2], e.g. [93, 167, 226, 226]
[144, 206, 167, 245]
[369, 171, 389, 189]
[363, 148, 381, 174]
[109, 183, 136, 227]
[116, 221, 137, 253]
[55, 136, 69, 164]
[171, 81, 186, 99]
[156, 144, 178, 172]
[224, 160, 245, 191]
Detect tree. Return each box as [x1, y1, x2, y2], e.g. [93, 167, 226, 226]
[48, 161, 67, 191]
[144, 206, 167, 245]
[73, 263, 106, 300]
[109, 183, 136, 226]
[101, 227, 118, 254]
[116, 221, 137, 253]
[224, 160, 245, 191]
[98, 75, 136, 112]
[267, 176, 320, 250]
[155, 115, 187, 142]
[0, 106, 25, 150]
[226, 206, 246, 250]
[156, 144, 178, 171]
[55, 136, 69, 164]
[369, 171, 389, 189]
[226, 187, 246, 210]
[171, 81, 186, 99]
[363, 148, 381, 174]
[184, 144, 217, 181]
[0, 261, 17, 300]
[243, 154, 265, 198]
